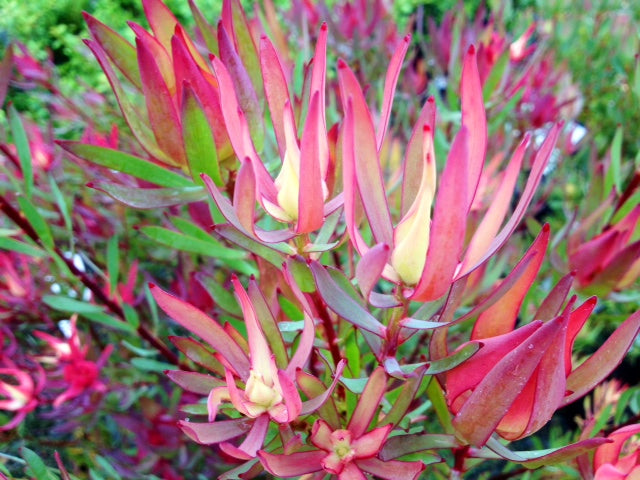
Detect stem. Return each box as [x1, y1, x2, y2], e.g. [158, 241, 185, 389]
[310, 290, 342, 367]
[0, 194, 186, 369]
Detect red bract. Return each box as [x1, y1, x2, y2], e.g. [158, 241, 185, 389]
[340, 43, 559, 301]
[203, 23, 341, 246]
[152, 277, 342, 459]
[568, 200, 640, 294]
[444, 228, 640, 446]
[80, 0, 234, 176]
[593, 424, 640, 480]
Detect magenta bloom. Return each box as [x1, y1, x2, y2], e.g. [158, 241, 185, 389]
[0, 364, 45, 430]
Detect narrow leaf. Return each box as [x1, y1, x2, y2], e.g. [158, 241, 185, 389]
[59, 142, 191, 188]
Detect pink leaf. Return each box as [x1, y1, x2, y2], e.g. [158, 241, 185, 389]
[472, 225, 549, 339]
[411, 127, 469, 302]
[150, 284, 250, 379]
[357, 457, 425, 480]
[377, 34, 411, 151]
[452, 318, 562, 446]
[178, 418, 252, 444]
[564, 309, 640, 405]
[300, 359, 346, 416]
[461, 135, 529, 274]
[402, 97, 436, 216]
[459, 123, 561, 277]
[136, 38, 185, 166]
[338, 61, 393, 246]
[166, 370, 225, 394]
[221, 413, 270, 458]
[356, 243, 390, 302]
[297, 92, 325, 233]
[142, 0, 179, 51]
[461, 45, 487, 211]
[258, 450, 325, 477]
[348, 367, 387, 437]
[260, 35, 292, 159]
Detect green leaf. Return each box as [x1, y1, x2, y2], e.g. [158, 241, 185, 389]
[425, 343, 481, 374]
[287, 258, 316, 293]
[17, 196, 54, 250]
[197, 275, 241, 316]
[0, 237, 47, 258]
[90, 182, 206, 208]
[131, 357, 177, 373]
[122, 304, 140, 329]
[182, 85, 223, 186]
[58, 142, 192, 188]
[49, 176, 72, 235]
[43, 295, 104, 314]
[94, 455, 121, 480]
[171, 216, 217, 243]
[107, 235, 119, 294]
[214, 224, 285, 267]
[21, 448, 51, 480]
[140, 226, 246, 260]
[9, 106, 33, 199]
[605, 125, 623, 194]
[483, 50, 510, 103]
[84, 311, 137, 334]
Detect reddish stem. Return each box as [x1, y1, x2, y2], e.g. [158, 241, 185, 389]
[0, 194, 186, 369]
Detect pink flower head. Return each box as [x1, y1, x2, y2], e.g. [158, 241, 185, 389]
[152, 277, 342, 459]
[259, 368, 424, 479]
[35, 317, 112, 407]
[0, 364, 45, 430]
[34, 316, 87, 364]
[204, 23, 341, 247]
[340, 42, 559, 302]
[593, 424, 640, 480]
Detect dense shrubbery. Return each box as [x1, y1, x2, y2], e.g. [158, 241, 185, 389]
[0, 1, 639, 479]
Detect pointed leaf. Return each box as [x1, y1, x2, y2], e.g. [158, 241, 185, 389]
[58, 142, 191, 188]
[564, 309, 640, 405]
[348, 367, 387, 437]
[181, 84, 223, 186]
[484, 435, 609, 468]
[356, 243, 390, 301]
[151, 285, 250, 379]
[179, 418, 252, 445]
[137, 38, 185, 166]
[309, 262, 386, 337]
[296, 92, 325, 233]
[84, 13, 141, 89]
[461, 45, 487, 210]
[377, 35, 411, 151]
[89, 182, 206, 208]
[338, 61, 393, 246]
[412, 127, 469, 301]
[473, 225, 549, 339]
[260, 34, 292, 159]
[167, 370, 225, 394]
[452, 319, 560, 446]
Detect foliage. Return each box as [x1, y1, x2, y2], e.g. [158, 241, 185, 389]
[0, 0, 639, 479]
